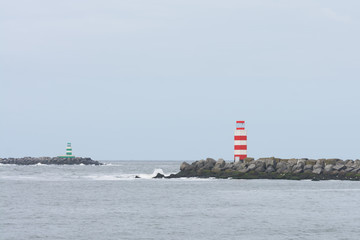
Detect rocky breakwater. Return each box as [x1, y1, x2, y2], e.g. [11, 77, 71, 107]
[164, 157, 360, 180]
[0, 157, 102, 165]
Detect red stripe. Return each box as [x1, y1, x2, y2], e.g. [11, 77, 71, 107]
[236, 128, 245, 130]
[234, 155, 247, 160]
[236, 121, 245, 123]
[234, 145, 247, 150]
[234, 136, 247, 140]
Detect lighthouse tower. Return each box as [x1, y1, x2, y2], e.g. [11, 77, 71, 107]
[58, 142, 75, 158]
[234, 121, 247, 162]
[65, 143, 74, 157]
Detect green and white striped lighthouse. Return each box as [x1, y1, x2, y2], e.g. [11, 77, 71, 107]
[58, 142, 75, 158]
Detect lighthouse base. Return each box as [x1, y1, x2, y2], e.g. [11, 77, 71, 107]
[234, 155, 247, 162]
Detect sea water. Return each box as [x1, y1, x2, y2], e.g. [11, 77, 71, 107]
[1, 161, 360, 240]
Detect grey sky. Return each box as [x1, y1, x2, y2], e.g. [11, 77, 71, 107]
[1, 0, 360, 160]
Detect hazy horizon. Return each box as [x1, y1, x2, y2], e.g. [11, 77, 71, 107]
[1, 0, 360, 160]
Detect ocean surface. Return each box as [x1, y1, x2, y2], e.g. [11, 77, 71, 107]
[1, 161, 360, 240]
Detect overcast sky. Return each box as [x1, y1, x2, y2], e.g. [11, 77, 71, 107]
[1, 0, 360, 160]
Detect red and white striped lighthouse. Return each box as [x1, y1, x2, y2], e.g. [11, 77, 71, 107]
[234, 120, 247, 162]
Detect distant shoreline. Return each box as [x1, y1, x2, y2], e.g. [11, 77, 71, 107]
[0, 157, 102, 165]
[157, 158, 360, 180]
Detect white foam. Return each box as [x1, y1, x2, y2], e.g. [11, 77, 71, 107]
[85, 175, 119, 181]
[31, 163, 52, 167]
[82, 169, 169, 181]
[0, 175, 38, 180]
[83, 174, 135, 181]
[101, 163, 124, 167]
[175, 177, 215, 181]
[138, 168, 165, 179]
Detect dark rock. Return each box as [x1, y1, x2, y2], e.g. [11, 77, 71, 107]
[264, 158, 277, 168]
[0, 157, 101, 165]
[354, 160, 360, 168]
[324, 159, 339, 165]
[292, 161, 305, 173]
[153, 173, 165, 178]
[288, 159, 298, 166]
[293, 168, 303, 174]
[345, 167, 354, 173]
[191, 160, 205, 171]
[244, 158, 255, 163]
[255, 165, 266, 172]
[197, 159, 206, 166]
[171, 158, 360, 180]
[232, 161, 241, 170]
[345, 160, 354, 167]
[213, 158, 225, 170]
[248, 163, 256, 171]
[265, 166, 275, 173]
[305, 160, 317, 166]
[303, 164, 313, 173]
[222, 162, 234, 170]
[255, 159, 265, 166]
[180, 162, 191, 171]
[239, 167, 250, 173]
[333, 164, 345, 171]
[201, 158, 216, 170]
[313, 167, 323, 175]
[324, 165, 334, 172]
[276, 161, 288, 173]
[243, 158, 255, 162]
[316, 159, 325, 167]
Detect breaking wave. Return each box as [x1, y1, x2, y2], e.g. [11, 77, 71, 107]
[137, 168, 165, 179]
[82, 169, 169, 181]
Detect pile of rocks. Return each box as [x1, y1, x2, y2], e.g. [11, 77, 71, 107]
[167, 157, 360, 180]
[0, 157, 102, 165]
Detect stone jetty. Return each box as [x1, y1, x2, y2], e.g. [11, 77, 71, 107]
[0, 157, 102, 165]
[163, 157, 360, 180]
